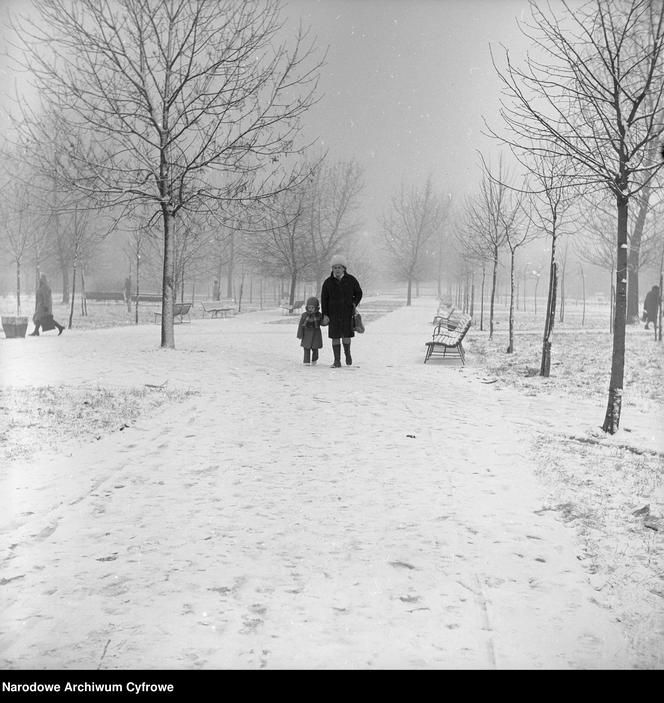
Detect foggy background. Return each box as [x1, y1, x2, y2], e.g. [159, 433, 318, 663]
[0, 0, 658, 301]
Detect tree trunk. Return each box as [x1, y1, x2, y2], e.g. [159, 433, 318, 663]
[540, 262, 557, 377]
[470, 272, 475, 318]
[406, 277, 412, 306]
[506, 251, 515, 353]
[68, 262, 77, 329]
[464, 272, 469, 313]
[522, 267, 527, 312]
[540, 233, 558, 375]
[437, 230, 444, 299]
[580, 264, 585, 327]
[226, 231, 235, 299]
[480, 265, 485, 331]
[489, 251, 498, 339]
[627, 184, 650, 324]
[135, 251, 140, 325]
[658, 268, 662, 342]
[238, 270, 245, 313]
[15, 259, 21, 316]
[602, 194, 628, 434]
[34, 252, 41, 297]
[61, 263, 70, 305]
[559, 246, 566, 323]
[80, 268, 88, 316]
[288, 270, 297, 312]
[160, 207, 176, 349]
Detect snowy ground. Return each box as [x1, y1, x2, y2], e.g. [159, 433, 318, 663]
[0, 296, 662, 669]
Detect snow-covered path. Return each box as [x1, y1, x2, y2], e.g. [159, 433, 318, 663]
[1, 299, 633, 668]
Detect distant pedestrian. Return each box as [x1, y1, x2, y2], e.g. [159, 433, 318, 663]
[321, 254, 363, 368]
[29, 274, 64, 336]
[124, 276, 132, 312]
[643, 284, 660, 330]
[296, 296, 326, 365]
[212, 279, 220, 301]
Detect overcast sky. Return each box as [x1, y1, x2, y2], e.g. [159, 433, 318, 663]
[283, 0, 534, 230]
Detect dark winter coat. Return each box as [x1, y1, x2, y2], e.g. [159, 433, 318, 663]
[297, 310, 325, 349]
[321, 272, 362, 339]
[33, 279, 53, 325]
[643, 287, 660, 323]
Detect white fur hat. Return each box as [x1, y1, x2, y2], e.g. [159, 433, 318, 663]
[330, 254, 347, 268]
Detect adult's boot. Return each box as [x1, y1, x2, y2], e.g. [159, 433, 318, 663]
[343, 342, 352, 366]
[330, 344, 341, 368]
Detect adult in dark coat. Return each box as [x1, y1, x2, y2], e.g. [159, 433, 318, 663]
[321, 254, 362, 367]
[30, 274, 64, 336]
[643, 284, 660, 330]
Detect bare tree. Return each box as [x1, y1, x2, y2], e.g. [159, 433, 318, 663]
[307, 158, 364, 292]
[252, 186, 313, 311]
[59, 195, 106, 328]
[577, 190, 660, 332]
[626, 166, 663, 321]
[0, 156, 39, 317]
[501, 195, 533, 353]
[123, 219, 153, 324]
[454, 220, 491, 331]
[489, 0, 664, 433]
[381, 177, 447, 306]
[461, 159, 510, 338]
[9, 0, 321, 348]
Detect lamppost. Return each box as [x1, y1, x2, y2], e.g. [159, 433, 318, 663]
[532, 269, 541, 316]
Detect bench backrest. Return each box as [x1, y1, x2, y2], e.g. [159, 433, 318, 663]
[174, 302, 192, 314]
[132, 293, 162, 303]
[432, 313, 471, 343]
[86, 291, 124, 301]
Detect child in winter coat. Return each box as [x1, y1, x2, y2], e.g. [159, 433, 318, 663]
[297, 296, 326, 364]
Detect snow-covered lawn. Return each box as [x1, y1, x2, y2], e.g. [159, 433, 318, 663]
[0, 295, 662, 668]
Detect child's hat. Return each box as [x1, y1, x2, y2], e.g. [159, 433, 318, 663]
[306, 296, 320, 309]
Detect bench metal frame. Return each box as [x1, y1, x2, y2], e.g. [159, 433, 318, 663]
[153, 301, 193, 324]
[201, 301, 235, 318]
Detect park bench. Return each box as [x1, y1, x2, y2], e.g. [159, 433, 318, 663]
[424, 312, 472, 365]
[133, 293, 162, 303]
[201, 300, 236, 318]
[86, 291, 125, 302]
[153, 301, 193, 324]
[280, 299, 304, 315]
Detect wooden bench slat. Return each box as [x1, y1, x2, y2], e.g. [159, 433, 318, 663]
[201, 301, 235, 318]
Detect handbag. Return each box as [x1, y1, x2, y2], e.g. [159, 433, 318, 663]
[40, 314, 56, 332]
[352, 308, 365, 334]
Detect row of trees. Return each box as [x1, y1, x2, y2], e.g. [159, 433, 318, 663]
[4, 0, 323, 347]
[378, 0, 664, 437]
[469, 0, 664, 434]
[3, 0, 662, 436]
[1, 0, 427, 332]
